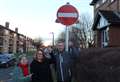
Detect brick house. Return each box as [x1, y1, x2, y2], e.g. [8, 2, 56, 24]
[90, 0, 120, 47]
[0, 22, 34, 54]
[0, 22, 16, 53]
[0, 25, 6, 53]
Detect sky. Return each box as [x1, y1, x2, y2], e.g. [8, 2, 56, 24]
[0, 0, 93, 45]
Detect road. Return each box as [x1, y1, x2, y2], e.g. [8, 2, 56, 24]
[0, 67, 14, 82]
[0, 56, 33, 82]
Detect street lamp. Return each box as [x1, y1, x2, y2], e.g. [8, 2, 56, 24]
[50, 32, 54, 47]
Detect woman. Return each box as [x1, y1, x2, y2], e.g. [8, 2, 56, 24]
[12, 55, 31, 82]
[30, 49, 53, 82]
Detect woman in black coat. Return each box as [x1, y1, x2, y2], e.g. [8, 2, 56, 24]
[30, 49, 53, 82]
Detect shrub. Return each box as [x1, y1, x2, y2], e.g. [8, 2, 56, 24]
[73, 48, 120, 82]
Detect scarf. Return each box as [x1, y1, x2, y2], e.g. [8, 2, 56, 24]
[19, 63, 29, 77]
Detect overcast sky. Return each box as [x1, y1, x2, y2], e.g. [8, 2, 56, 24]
[0, 0, 93, 45]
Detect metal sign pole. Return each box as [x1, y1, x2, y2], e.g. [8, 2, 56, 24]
[53, 32, 54, 47]
[57, 3, 79, 51]
[65, 26, 69, 52]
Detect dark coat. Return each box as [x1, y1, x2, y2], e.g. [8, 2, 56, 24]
[30, 59, 53, 82]
[53, 48, 80, 82]
[54, 51, 72, 82]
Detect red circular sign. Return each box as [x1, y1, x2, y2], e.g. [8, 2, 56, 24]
[57, 3, 79, 26]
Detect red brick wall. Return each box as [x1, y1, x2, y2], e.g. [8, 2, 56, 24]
[96, 30, 102, 47]
[108, 0, 119, 11]
[109, 25, 120, 47]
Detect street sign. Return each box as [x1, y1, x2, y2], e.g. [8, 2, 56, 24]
[57, 2, 79, 26]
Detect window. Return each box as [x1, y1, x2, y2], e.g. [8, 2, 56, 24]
[101, 27, 109, 47]
[102, 0, 106, 3]
[0, 48, 3, 53]
[97, 16, 109, 29]
[14, 34, 17, 37]
[0, 37, 3, 45]
[111, 0, 115, 2]
[95, 3, 100, 8]
[5, 30, 9, 35]
[99, 16, 109, 28]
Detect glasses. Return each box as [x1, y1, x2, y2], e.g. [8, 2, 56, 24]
[37, 53, 42, 55]
[58, 44, 64, 46]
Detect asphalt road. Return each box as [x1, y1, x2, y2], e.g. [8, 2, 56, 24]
[0, 66, 14, 82]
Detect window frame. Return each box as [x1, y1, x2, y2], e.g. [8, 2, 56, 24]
[102, 0, 107, 3]
[101, 27, 109, 47]
[95, 3, 100, 8]
[111, 0, 114, 2]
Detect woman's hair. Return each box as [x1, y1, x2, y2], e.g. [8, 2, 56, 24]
[17, 54, 27, 65]
[34, 49, 45, 60]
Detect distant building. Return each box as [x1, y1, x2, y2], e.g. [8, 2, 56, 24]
[0, 22, 34, 54]
[90, 0, 120, 47]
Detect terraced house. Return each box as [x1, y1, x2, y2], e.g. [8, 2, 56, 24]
[0, 22, 34, 54]
[90, 0, 120, 47]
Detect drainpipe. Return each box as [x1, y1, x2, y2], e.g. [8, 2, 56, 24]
[117, 0, 119, 11]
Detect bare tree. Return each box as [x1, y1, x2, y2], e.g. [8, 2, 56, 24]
[56, 14, 94, 48]
[55, 31, 65, 44]
[71, 14, 94, 48]
[33, 37, 43, 49]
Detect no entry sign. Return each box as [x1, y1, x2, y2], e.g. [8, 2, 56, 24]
[57, 2, 79, 26]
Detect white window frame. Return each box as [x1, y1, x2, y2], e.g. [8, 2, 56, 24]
[102, 0, 106, 3]
[101, 27, 109, 47]
[99, 16, 108, 28]
[97, 16, 109, 29]
[95, 3, 100, 8]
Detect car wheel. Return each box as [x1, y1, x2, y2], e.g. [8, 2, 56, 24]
[11, 61, 15, 66]
[6, 63, 9, 68]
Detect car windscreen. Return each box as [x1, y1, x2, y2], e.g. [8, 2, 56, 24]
[0, 56, 9, 61]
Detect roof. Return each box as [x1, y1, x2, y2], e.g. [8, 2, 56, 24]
[0, 24, 25, 37]
[0, 25, 17, 33]
[92, 10, 120, 30]
[100, 11, 120, 23]
[90, 0, 99, 5]
[0, 25, 5, 28]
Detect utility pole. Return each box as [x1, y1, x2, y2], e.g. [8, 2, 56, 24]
[50, 32, 54, 47]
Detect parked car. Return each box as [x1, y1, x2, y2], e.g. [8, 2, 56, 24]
[0, 54, 16, 68]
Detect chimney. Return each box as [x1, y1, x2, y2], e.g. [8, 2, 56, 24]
[15, 28, 18, 33]
[5, 22, 9, 28]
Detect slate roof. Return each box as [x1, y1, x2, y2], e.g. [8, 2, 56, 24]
[92, 10, 120, 30]
[90, 0, 99, 5]
[100, 10, 120, 23]
[0, 24, 25, 37]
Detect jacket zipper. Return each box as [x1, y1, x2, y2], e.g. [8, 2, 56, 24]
[59, 54, 64, 81]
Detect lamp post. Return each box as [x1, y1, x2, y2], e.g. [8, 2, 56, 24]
[50, 32, 54, 47]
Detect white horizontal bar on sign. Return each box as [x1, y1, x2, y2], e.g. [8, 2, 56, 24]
[58, 13, 78, 18]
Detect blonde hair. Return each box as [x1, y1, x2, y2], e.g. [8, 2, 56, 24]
[18, 54, 27, 63]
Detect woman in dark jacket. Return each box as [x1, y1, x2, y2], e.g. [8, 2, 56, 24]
[30, 49, 53, 82]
